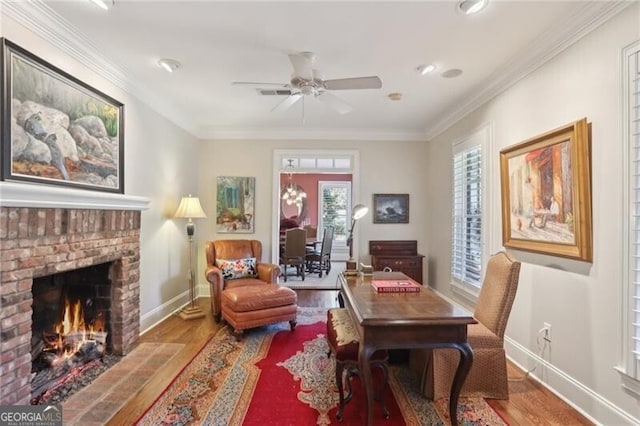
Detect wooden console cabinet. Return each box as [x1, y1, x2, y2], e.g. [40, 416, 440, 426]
[369, 240, 425, 284]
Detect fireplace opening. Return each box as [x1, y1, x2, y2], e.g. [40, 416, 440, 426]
[31, 262, 114, 404]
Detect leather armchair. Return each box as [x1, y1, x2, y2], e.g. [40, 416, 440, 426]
[205, 239, 281, 322]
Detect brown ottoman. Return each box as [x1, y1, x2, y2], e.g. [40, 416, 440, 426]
[221, 284, 298, 340]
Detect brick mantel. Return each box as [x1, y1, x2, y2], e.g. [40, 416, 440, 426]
[0, 199, 147, 404]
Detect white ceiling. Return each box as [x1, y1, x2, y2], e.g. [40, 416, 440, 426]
[4, 1, 629, 141]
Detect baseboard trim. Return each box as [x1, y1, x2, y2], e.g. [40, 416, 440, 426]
[140, 291, 189, 334]
[504, 331, 638, 425]
[431, 287, 638, 425]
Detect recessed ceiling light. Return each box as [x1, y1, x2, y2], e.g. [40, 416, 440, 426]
[388, 92, 402, 101]
[88, 0, 109, 10]
[442, 69, 463, 78]
[457, 0, 488, 15]
[158, 58, 181, 73]
[416, 64, 436, 75]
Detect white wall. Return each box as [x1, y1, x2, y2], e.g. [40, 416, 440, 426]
[195, 139, 429, 289]
[0, 15, 202, 332]
[427, 5, 640, 424]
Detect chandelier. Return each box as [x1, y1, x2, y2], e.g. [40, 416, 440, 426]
[281, 159, 307, 207]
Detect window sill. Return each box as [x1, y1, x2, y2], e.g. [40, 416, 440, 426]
[616, 366, 640, 398]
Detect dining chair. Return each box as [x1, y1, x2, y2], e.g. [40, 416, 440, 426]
[279, 228, 307, 282]
[306, 227, 333, 277]
[418, 251, 521, 400]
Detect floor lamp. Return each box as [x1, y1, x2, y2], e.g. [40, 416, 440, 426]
[345, 204, 369, 276]
[175, 194, 207, 320]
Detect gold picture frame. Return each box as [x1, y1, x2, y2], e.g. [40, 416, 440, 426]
[499, 118, 592, 261]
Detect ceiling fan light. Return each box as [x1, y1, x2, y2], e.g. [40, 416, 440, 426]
[458, 0, 488, 15]
[88, 0, 109, 10]
[158, 58, 181, 73]
[416, 64, 436, 75]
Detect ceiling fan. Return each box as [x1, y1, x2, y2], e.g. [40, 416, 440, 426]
[232, 52, 382, 115]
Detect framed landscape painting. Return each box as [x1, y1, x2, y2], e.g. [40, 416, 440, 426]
[499, 118, 592, 262]
[216, 176, 255, 233]
[1, 38, 124, 193]
[373, 193, 409, 224]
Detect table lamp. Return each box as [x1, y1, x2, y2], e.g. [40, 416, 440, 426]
[345, 204, 369, 276]
[174, 194, 207, 320]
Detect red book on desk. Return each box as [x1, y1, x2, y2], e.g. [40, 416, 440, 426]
[371, 278, 421, 293]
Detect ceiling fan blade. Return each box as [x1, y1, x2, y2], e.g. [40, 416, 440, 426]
[288, 52, 315, 81]
[272, 94, 303, 112]
[324, 76, 382, 90]
[232, 81, 289, 87]
[317, 91, 352, 115]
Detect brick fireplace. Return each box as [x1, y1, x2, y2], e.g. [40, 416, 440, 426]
[0, 206, 142, 405]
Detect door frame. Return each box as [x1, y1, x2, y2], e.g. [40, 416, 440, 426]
[272, 149, 360, 265]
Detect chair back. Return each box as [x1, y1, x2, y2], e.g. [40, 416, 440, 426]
[207, 239, 262, 266]
[474, 251, 521, 339]
[320, 227, 334, 257]
[283, 228, 307, 259]
[304, 225, 317, 239]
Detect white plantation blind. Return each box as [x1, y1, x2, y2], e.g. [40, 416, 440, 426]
[630, 50, 640, 366]
[319, 181, 351, 242]
[452, 143, 483, 288]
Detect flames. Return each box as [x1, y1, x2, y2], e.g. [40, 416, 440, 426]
[47, 297, 107, 363]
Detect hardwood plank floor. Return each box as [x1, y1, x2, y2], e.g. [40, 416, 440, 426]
[107, 291, 592, 425]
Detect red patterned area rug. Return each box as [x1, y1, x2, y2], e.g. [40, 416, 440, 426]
[136, 307, 507, 426]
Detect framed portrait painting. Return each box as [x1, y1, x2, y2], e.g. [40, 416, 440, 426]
[216, 176, 255, 233]
[499, 118, 592, 261]
[373, 193, 409, 224]
[1, 38, 124, 193]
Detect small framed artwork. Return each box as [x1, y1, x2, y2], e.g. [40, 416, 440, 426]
[499, 118, 592, 261]
[216, 176, 255, 233]
[1, 38, 124, 193]
[373, 193, 409, 224]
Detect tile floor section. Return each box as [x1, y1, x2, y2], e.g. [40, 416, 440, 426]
[61, 342, 184, 425]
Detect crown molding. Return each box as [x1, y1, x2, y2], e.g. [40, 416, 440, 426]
[3, 1, 630, 143]
[424, 1, 633, 140]
[202, 127, 427, 142]
[2, 0, 198, 137]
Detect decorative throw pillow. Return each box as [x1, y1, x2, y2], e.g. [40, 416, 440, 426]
[215, 257, 257, 280]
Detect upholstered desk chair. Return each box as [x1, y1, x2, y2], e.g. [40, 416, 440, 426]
[205, 239, 282, 323]
[420, 251, 521, 400]
[327, 308, 389, 421]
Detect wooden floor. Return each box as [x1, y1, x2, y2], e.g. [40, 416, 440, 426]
[107, 291, 593, 425]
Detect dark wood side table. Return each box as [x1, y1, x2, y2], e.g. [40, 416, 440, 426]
[339, 271, 475, 426]
[369, 240, 425, 284]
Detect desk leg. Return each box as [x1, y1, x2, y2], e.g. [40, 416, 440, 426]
[358, 343, 376, 426]
[449, 342, 473, 426]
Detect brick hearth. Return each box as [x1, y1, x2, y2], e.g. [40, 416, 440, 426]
[0, 207, 141, 405]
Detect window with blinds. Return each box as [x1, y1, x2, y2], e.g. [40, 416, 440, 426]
[622, 45, 640, 384]
[452, 144, 483, 288]
[319, 181, 351, 243]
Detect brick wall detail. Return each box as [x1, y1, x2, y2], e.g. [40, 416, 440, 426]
[0, 208, 141, 405]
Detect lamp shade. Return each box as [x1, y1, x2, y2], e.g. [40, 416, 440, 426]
[352, 204, 369, 221]
[174, 195, 207, 219]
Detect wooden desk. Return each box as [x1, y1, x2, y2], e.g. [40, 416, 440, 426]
[339, 272, 476, 426]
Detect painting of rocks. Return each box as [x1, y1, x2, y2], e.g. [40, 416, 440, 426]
[2, 38, 123, 193]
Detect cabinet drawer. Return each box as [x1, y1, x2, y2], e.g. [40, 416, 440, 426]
[375, 257, 421, 268]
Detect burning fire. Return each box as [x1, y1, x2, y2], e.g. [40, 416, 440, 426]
[47, 297, 107, 364]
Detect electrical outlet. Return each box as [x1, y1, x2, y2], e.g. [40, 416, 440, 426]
[543, 322, 552, 342]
